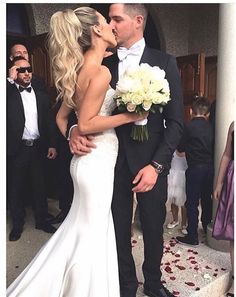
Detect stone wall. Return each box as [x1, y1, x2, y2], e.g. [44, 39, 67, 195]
[26, 3, 218, 58]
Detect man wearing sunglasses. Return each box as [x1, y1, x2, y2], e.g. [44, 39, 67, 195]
[7, 56, 58, 241]
[7, 44, 46, 91]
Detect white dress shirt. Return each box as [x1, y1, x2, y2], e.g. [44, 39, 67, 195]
[117, 38, 145, 79]
[15, 83, 40, 140]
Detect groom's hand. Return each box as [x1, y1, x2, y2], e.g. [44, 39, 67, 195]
[69, 127, 96, 155]
[132, 165, 158, 193]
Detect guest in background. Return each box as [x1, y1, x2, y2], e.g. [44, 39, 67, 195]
[176, 97, 214, 246]
[7, 56, 57, 241]
[7, 43, 56, 221]
[167, 150, 188, 235]
[213, 121, 234, 297]
[8, 43, 46, 90]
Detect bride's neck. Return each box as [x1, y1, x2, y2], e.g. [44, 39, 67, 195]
[84, 44, 107, 65]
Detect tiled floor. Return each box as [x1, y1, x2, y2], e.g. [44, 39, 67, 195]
[6, 199, 231, 296]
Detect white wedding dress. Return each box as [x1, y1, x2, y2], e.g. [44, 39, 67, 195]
[7, 88, 120, 297]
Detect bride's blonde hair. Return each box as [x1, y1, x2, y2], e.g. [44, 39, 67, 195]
[48, 7, 98, 108]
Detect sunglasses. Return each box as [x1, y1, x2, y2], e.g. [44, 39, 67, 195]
[17, 67, 33, 73]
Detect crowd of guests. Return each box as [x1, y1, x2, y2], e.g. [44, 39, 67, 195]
[7, 41, 234, 296]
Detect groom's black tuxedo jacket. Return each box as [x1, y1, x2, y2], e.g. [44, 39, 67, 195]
[7, 78, 57, 157]
[103, 46, 184, 175]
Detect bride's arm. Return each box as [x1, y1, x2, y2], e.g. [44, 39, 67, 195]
[56, 102, 74, 138]
[77, 67, 145, 135]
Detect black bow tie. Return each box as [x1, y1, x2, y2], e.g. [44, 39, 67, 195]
[19, 86, 32, 93]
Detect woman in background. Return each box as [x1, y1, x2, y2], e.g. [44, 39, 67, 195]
[213, 121, 234, 297]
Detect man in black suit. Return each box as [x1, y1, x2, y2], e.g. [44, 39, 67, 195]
[69, 4, 183, 297]
[7, 56, 57, 241]
[7, 43, 56, 221]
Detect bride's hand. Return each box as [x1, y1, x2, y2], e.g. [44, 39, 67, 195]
[127, 111, 149, 123]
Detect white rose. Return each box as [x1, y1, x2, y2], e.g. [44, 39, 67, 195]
[127, 102, 136, 112]
[142, 101, 152, 111]
[116, 78, 134, 93]
[152, 66, 166, 80]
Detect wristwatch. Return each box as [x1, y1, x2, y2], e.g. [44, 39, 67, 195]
[150, 160, 164, 174]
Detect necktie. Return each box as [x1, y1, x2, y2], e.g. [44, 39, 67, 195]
[117, 44, 141, 61]
[19, 86, 32, 93]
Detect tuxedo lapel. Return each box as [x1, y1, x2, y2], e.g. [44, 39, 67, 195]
[140, 46, 156, 65]
[34, 87, 43, 128]
[11, 85, 25, 122]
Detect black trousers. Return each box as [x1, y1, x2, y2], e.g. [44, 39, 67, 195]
[56, 140, 73, 211]
[8, 143, 48, 228]
[185, 163, 214, 240]
[112, 154, 167, 297]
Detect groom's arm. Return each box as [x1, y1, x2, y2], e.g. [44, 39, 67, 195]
[152, 55, 184, 169]
[133, 55, 183, 193]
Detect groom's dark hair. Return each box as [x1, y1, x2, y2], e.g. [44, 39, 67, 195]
[123, 4, 148, 30]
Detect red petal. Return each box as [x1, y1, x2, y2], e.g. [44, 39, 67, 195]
[195, 287, 200, 291]
[191, 260, 197, 264]
[185, 282, 195, 286]
[170, 276, 176, 280]
[176, 265, 186, 270]
[165, 266, 173, 273]
[221, 268, 227, 271]
[213, 273, 218, 277]
[161, 280, 167, 284]
[175, 254, 181, 258]
[188, 256, 195, 260]
[173, 291, 180, 295]
[205, 265, 212, 269]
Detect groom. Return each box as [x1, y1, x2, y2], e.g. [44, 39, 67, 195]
[69, 4, 183, 297]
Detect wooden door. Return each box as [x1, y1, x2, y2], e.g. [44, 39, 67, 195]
[205, 56, 217, 104]
[177, 53, 205, 122]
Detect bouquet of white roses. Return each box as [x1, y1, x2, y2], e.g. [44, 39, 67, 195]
[114, 63, 171, 141]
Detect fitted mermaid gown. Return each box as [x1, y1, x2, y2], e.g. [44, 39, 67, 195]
[7, 88, 120, 297]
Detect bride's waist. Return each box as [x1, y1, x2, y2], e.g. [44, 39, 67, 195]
[93, 129, 117, 144]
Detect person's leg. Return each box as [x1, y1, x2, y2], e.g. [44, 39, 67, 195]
[180, 206, 188, 235]
[201, 164, 214, 233]
[58, 142, 73, 212]
[184, 166, 202, 241]
[138, 176, 167, 292]
[8, 149, 29, 230]
[181, 206, 187, 227]
[112, 155, 138, 297]
[167, 203, 179, 228]
[171, 203, 179, 222]
[29, 147, 48, 225]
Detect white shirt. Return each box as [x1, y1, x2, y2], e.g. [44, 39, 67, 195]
[15, 83, 40, 140]
[118, 38, 145, 79]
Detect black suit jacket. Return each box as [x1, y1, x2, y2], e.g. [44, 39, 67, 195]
[103, 46, 184, 174]
[7, 79, 57, 156]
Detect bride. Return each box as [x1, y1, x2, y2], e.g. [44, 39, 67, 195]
[7, 7, 146, 297]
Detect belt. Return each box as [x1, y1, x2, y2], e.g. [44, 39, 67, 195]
[22, 139, 39, 147]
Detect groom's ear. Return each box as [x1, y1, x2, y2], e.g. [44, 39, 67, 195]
[92, 25, 102, 37]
